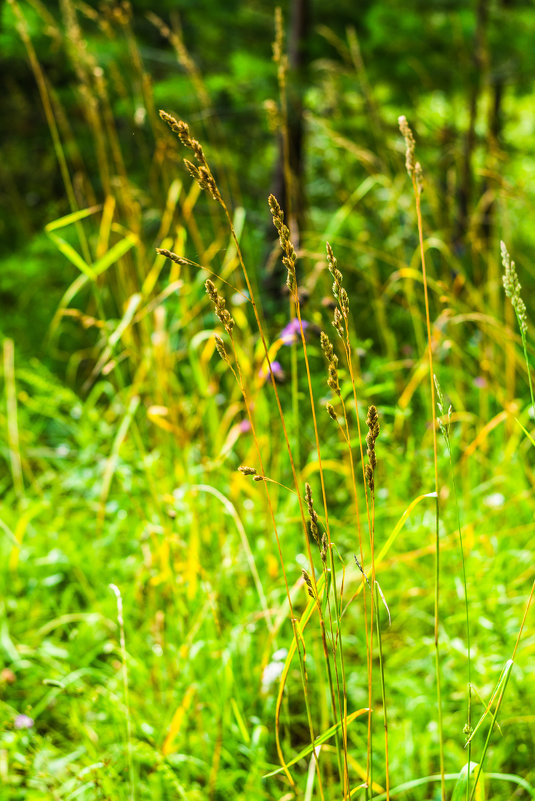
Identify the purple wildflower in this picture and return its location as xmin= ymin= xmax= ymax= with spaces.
xmin=258 ymin=360 xmax=285 ymax=384
xmin=279 ymin=318 xmax=310 ymax=345
xmin=15 ymin=714 xmax=34 ymax=730
xmin=238 ymin=419 xmax=251 ymax=433
xmin=473 ymin=376 xmax=487 ymax=389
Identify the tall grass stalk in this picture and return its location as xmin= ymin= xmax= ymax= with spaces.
xmin=159 ymin=110 xmax=365 ymax=797
xmin=109 ymin=583 xmax=136 ymax=801
xmin=435 ymin=376 xmax=473 ymax=797
xmin=8 ymin=0 xmax=91 ymax=264
xmin=3 ymin=340 xmax=24 ymax=502
xmin=157 ymin=115 xmax=337 ymax=794
xmin=398 ymin=116 xmax=445 ymax=801
xmin=323 ymin=244 xmax=377 ymax=797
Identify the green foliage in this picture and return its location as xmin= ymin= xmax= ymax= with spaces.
xmin=2 ymin=1 xmax=535 ymax=799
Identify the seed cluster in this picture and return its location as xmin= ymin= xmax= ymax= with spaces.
xmin=305 ymin=483 xmax=327 ymax=564
xmin=238 ymin=466 xmax=257 ymax=476
xmin=268 ymin=194 xmax=297 ymax=295
xmin=326 ymin=403 xmax=338 ymax=422
xmin=327 ymin=242 xmax=349 ymax=319
xmin=156 ymin=248 xmax=188 ymax=265
xmin=214 ymin=335 xmax=230 ymax=364
xmin=398 ymin=115 xmax=424 ymax=193
xmin=305 ymin=483 xmax=319 ymax=544
xmin=321 ymin=331 xmax=341 ymax=397
xmin=205 ymin=279 xmax=234 ymax=334
xmin=301 ymin=569 xmax=316 ymax=600
xmin=501 ymin=241 xmax=528 ymax=335
xmin=159 ymin=110 xmax=221 ymax=202
xmin=365 ymin=405 xmax=380 ymax=493
xmin=333 ymin=307 xmax=344 ymax=339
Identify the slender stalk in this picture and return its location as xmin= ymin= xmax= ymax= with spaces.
xmin=435 ymin=377 xmax=472 ymax=796
xmin=374 ymin=583 xmax=389 ymax=801
xmin=399 ymin=116 xmax=445 ymax=801
xmin=10 ymin=0 xmax=91 ymax=265
xmin=3 ymin=340 xmax=24 ymax=502
xmin=109 ymin=584 xmax=136 ymax=801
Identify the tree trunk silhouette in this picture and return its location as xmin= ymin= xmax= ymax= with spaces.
xmin=266 ymin=0 xmax=311 ymax=303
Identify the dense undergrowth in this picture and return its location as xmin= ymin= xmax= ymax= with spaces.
xmin=1 ymin=2 xmax=535 ymax=800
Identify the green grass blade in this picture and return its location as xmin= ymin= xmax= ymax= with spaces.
xmin=451 ymin=763 xmax=483 ymax=801
xmin=514 ymin=416 xmax=535 ymax=448
xmin=46 ymin=231 xmax=95 ymax=279
xmin=92 ymin=233 xmax=138 ymax=277
xmin=45 ymin=205 xmax=101 ymax=232
xmin=263 ymin=706 xmax=369 ymax=777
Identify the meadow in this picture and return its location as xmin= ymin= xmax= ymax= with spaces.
xmin=1 ymin=2 xmax=535 ymax=799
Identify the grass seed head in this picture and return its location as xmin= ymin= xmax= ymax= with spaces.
xmin=269 ymin=194 xmax=297 ymax=295
xmin=156 ymin=248 xmax=188 ymax=265
xmin=205 ymin=279 xmax=234 ymax=333
xmin=501 ymin=241 xmax=528 ymax=335
xmin=326 ymin=403 xmax=338 ymax=421
xmin=214 ymin=335 xmax=229 ymax=363
xmin=333 ymin=307 xmax=344 ymax=339
xmin=321 ymin=332 xmax=341 ymax=396
xmin=301 ymin=569 xmax=315 ymax=599
xmin=326 ymin=242 xmax=349 ymax=317
xmin=366 ymin=405 xmax=380 ymax=489
xmin=305 ymin=483 xmax=320 ymax=545
xmin=320 ymin=533 xmax=328 ymax=564
xmin=398 ymin=115 xmax=416 ymax=178
xmin=238 ymin=466 xmax=257 ymax=476
xmin=160 ymin=110 xmax=221 ymax=200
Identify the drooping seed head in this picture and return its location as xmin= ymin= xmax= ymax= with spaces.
xmin=156 ymin=248 xmax=189 ymax=265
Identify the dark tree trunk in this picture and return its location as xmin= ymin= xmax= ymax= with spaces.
xmin=455 ymin=0 xmax=489 ymax=256
xmin=266 ymin=0 xmax=311 ymax=304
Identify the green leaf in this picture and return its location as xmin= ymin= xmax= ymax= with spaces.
xmin=92 ymin=233 xmax=138 ymax=276
xmin=46 ymin=232 xmax=95 ymax=279
xmin=451 ymin=762 xmax=483 ymax=801
xmin=45 ymin=206 xmax=101 ymax=232
xmin=514 ymin=417 xmax=535 ymax=448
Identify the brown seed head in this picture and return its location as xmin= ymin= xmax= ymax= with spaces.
xmin=156 ymin=248 xmax=188 ymax=265
xmin=301 ymin=569 xmax=315 ymax=600
xmin=333 ymin=308 xmax=344 ymax=339
xmin=205 ymin=280 xmax=234 ymax=334
xmin=214 ymin=335 xmax=229 ymax=363
xmin=269 ymin=194 xmax=297 ymax=295
xmin=305 ymin=483 xmax=320 ymax=545
xmin=326 ymin=403 xmax=338 ymax=421
xmin=238 ymin=466 xmax=257 ymax=476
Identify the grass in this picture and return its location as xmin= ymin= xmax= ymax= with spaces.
xmin=2 ymin=3 xmax=535 ymax=800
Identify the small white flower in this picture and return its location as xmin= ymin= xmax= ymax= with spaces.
xmin=261 ymin=649 xmax=288 ymax=694
xmin=484 ymin=492 xmax=505 ymax=509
